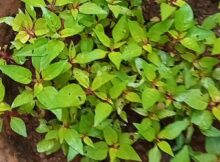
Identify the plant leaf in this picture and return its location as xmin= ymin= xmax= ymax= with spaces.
xmin=191 ymin=110 xmax=213 ymax=130
xmin=10 ymin=117 xmax=27 ymax=137
xmin=116 ymin=144 xmax=141 ymax=161
xmin=0 ymin=65 xmax=32 ymax=84
xmin=128 ymin=20 xmax=146 ymax=42
xmin=158 ymin=119 xmax=190 ymax=140
xmin=75 ymin=49 xmax=107 ymax=64
xmin=171 ymin=146 xmax=190 ymax=162
xmin=73 ymin=68 xmax=90 ymax=88
xmin=22 ymin=0 xmax=46 ymax=7
xmin=0 ymin=79 xmax=5 ymax=102
xmin=56 ymin=84 xmax=86 ymax=108
xmin=64 ymin=129 xmax=84 ymax=155
xmin=174 ymin=4 xmax=194 ymax=31
xmin=94 ymin=24 xmax=111 ymax=47
xmin=12 ymin=90 xmax=34 ymax=108
xmin=79 ymin=2 xmax=107 ymax=15
xmin=157 ymin=140 xmax=174 ymax=157
xmin=42 ymin=61 xmax=69 ymax=81
xmin=94 ymin=102 xmax=113 ymax=127
xmin=142 ymin=88 xmax=160 ymax=110
xmin=112 ymin=16 xmax=129 ymax=42
xmin=160 ymin=3 xmax=176 ymax=21
xmin=91 ymin=72 xmax=115 ymax=91
xmin=84 ymin=142 xmax=108 ymax=160
xmin=148 ymin=146 xmax=161 ymax=162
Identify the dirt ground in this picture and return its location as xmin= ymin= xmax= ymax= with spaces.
xmin=0 ymin=0 xmax=220 ymax=162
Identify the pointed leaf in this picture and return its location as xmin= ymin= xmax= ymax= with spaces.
xmin=160 ymin=3 xmax=176 ymax=21
xmin=157 ymin=141 xmax=174 ymax=157
xmin=94 ymin=102 xmax=113 ymax=127
xmin=116 ymin=144 xmax=141 ymax=161
xmin=142 ymin=88 xmax=160 ymax=110
xmin=171 ymin=146 xmax=190 ymax=162
xmin=10 ymin=117 xmax=27 ymax=137
xmin=0 ymin=65 xmax=32 ymax=84
xmin=79 ymin=2 xmax=107 ymax=15
xmin=158 ymin=119 xmax=190 ymax=140
xmin=92 ymin=73 xmax=115 ymax=91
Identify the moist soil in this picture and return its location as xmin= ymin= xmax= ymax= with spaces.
xmin=0 ymin=0 xmax=220 ymax=162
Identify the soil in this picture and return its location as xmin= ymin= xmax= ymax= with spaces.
xmin=0 ymin=0 xmax=220 ymax=162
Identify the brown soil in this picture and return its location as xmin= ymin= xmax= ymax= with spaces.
xmin=0 ymin=0 xmax=21 ymax=47
xmin=0 ymin=0 xmax=220 ymax=162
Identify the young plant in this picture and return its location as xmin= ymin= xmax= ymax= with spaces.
xmin=0 ymin=0 xmax=220 ymax=161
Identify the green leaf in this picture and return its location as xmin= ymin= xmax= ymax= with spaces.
xmin=148 ymin=146 xmax=161 ymax=162
xmin=112 ymin=16 xmax=129 ymax=42
xmin=116 ymin=144 xmax=141 ymax=161
xmin=12 ymin=90 xmax=34 ymax=108
xmin=125 ymin=92 xmax=141 ymax=103
xmin=32 ymin=40 xmax=65 ymax=72
xmin=15 ymin=31 xmax=29 ymax=43
xmin=94 ymin=102 xmax=113 ymax=127
xmin=108 ymin=4 xmax=131 ymax=18
xmin=202 ymin=13 xmax=220 ymax=30
xmin=94 ymin=24 xmax=111 ymax=47
xmin=205 ymin=137 xmax=220 ymax=154
xmin=143 ymin=63 xmax=157 ymax=81
xmin=212 ymin=68 xmax=220 ymax=80
xmin=128 ymin=20 xmax=146 ymax=42
xmin=199 ymin=57 xmax=219 ymax=71
xmin=37 ymin=86 xmax=58 ymax=109
xmin=157 ymin=140 xmax=174 ymax=157
xmin=109 ymin=148 xmax=118 ymax=162
xmin=56 ymin=84 xmax=86 ymax=108
xmin=79 ymin=2 xmax=107 ymax=15
xmin=160 ymin=3 xmax=176 ymax=21
xmin=55 ymin=0 xmax=73 ymax=6
xmin=212 ymin=107 xmax=220 ymax=121
xmin=180 ymin=37 xmax=201 ymax=53
xmin=34 ymin=18 xmax=49 ymax=36
xmin=103 ymin=126 xmax=118 ymax=145
xmin=83 ymin=136 xmax=94 ymax=148
xmin=178 ymin=90 xmax=208 ymax=110
xmin=0 ymin=65 xmax=32 ymax=84
xmin=75 ymin=49 xmax=107 ymax=64
xmin=84 ymin=142 xmax=108 ymax=160
xmin=37 ymin=139 xmax=55 ymax=153
xmin=142 ymin=88 xmax=160 ymax=110
xmin=60 ymin=26 xmax=84 ymax=38
xmin=42 ymin=8 xmax=61 ymax=32
xmin=191 ymin=110 xmax=213 ymax=130
xmin=108 ymin=52 xmax=122 ymax=70
xmin=22 ymin=0 xmax=46 ymax=7
xmin=67 ymin=147 xmax=78 ymax=162
xmin=91 ymin=72 xmax=115 ymax=91
xmin=212 ymin=38 xmax=220 ymax=55
xmin=80 ymin=37 xmax=94 ymax=52
xmin=122 ymin=42 xmax=142 ymax=60
xmin=158 ymin=119 xmax=190 ymax=140
xmin=0 ymin=79 xmax=5 ymax=102
xmin=174 ymin=4 xmax=194 ymax=31
xmin=148 ymin=20 xmax=173 ymax=42
xmin=73 ymin=68 xmax=90 ymax=88
xmin=64 ymin=129 xmax=83 ymax=155
xmin=42 ymin=61 xmax=68 ymax=81
xmin=171 ymin=146 xmax=190 ymax=162
xmin=192 ymin=153 xmax=217 ymax=162
xmin=0 ymin=16 xmax=14 ymax=26
xmin=202 ymin=126 xmax=220 ymax=137
xmin=201 ymin=78 xmax=220 ymax=102
xmin=10 ymin=117 xmax=27 ymax=137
